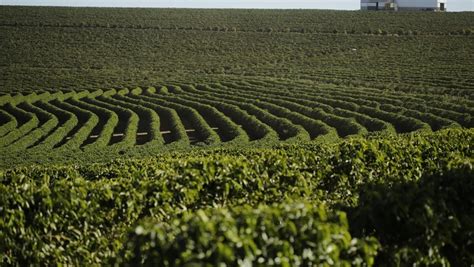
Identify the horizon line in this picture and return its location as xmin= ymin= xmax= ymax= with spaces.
xmin=0 ymin=5 xmax=355 ymax=10
xmin=1 ymin=4 xmax=472 ymax=12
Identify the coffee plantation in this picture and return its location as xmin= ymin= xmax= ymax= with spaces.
xmin=0 ymin=6 xmax=472 ymax=266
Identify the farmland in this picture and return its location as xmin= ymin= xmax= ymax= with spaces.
xmin=0 ymin=6 xmax=473 ymax=266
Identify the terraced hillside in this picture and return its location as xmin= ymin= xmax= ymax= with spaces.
xmin=1 ymin=76 xmax=472 ymax=166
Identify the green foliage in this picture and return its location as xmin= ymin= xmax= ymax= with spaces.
xmin=70 ymin=97 xmax=118 ymax=149
xmin=349 ymin=159 xmax=474 ymax=266
xmin=0 ymin=7 xmax=472 ymax=266
xmin=0 ymin=79 xmax=471 ymax=167
xmin=54 ymin=100 xmax=99 ymax=151
xmin=0 ymin=7 xmax=473 ymax=96
xmin=0 ymin=171 xmax=143 ymax=265
xmin=121 ymin=202 xmax=379 ymax=266
xmin=0 ymin=109 xmax=17 ymax=138
xmin=29 ymin=101 xmax=79 ymax=150
xmin=0 ymin=129 xmax=472 ymax=265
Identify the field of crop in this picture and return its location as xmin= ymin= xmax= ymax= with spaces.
xmin=0 ymin=6 xmax=473 ymax=266
xmin=0 ymin=76 xmax=472 ymax=167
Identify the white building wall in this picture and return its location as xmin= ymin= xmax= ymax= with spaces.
xmin=395 ymin=0 xmax=446 ymax=9
xmin=361 ymin=0 xmax=446 ymax=10
xmin=397 ymin=0 xmax=435 ymax=8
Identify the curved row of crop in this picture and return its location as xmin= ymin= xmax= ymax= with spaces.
xmin=235 ymin=80 xmax=395 ymax=134
xmin=112 ymin=93 xmax=189 ymax=146
xmin=103 ymin=93 xmax=164 ymax=146
xmin=145 ymin=88 xmax=277 ymax=143
xmin=30 ymin=101 xmax=78 ymax=150
xmin=317 ymin=87 xmax=470 ymax=129
xmin=243 ymin=72 xmax=474 ymax=99
xmin=66 ymin=97 xmax=118 ymax=150
xmin=127 ymin=90 xmax=220 ymax=145
xmin=202 ymin=82 xmax=365 ymax=138
xmin=51 ymin=99 xmax=99 ymax=151
xmin=143 ymin=88 xmax=248 ymax=144
xmin=246 ymin=78 xmax=465 ymax=132
xmin=380 ymin=104 xmax=460 ymax=131
xmin=0 ymin=108 xmax=17 ymax=138
xmin=5 ymin=102 xmax=59 ymax=151
xmin=176 ymin=84 xmax=311 ymax=142
xmin=231 ymin=81 xmax=432 ymax=133
xmin=216 ymin=81 xmax=395 ymax=134
xmin=0 ymin=103 xmax=39 ymax=148
xmin=243 ymin=78 xmax=472 ymax=129
xmin=139 ymin=92 xmax=261 ymax=143
xmin=191 ymin=83 xmax=339 ymax=140
xmin=332 ymin=108 xmax=396 ymax=134
xmin=241 ymin=78 xmax=451 ymax=108
xmin=0 ymin=77 xmax=471 ymax=154
xmin=85 ymin=96 xmax=138 ymax=150
xmin=157 ymin=88 xmax=288 ymax=143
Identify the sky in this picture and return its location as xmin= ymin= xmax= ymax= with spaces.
xmin=0 ymin=0 xmax=473 ymax=11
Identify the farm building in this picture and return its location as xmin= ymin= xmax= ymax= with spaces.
xmin=361 ymin=0 xmax=446 ymax=11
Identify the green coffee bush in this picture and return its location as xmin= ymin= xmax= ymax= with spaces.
xmin=349 ymin=159 xmax=474 ymax=266
xmin=121 ymin=202 xmax=379 ymax=266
